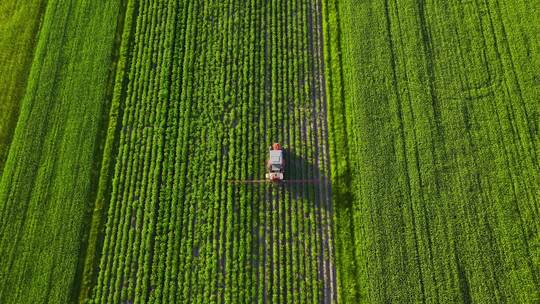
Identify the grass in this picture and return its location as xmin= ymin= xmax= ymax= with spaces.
xmin=0 ymin=0 xmax=124 ymax=302
xmin=324 ymin=0 xmax=540 ymax=302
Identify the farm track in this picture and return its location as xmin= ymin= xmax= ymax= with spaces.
xmin=84 ymin=0 xmax=336 ymax=303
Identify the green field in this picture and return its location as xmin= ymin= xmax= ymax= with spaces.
xmin=0 ymin=0 xmax=124 ymax=302
xmin=0 ymin=0 xmax=538 ymax=303
xmin=0 ymin=0 xmax=45 ymax=173
xmin=83 ymin=0 xmax=335 ymax=302
xmin=326 ymin=0 xmax=539 ymax=303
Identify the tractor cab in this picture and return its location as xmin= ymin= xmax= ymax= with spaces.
xmin=266 ymin=143 xmax=284 ymax=181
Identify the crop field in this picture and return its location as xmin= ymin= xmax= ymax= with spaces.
xmin=82 ymin=0 xmax=335 ymax=303
xmin=0 ymin=0 xmax=538 ymax=303
xmin=326 ymin=0 xmax=539 ymax=303
xmin=0 ymin=0 xmax=124 ymax=302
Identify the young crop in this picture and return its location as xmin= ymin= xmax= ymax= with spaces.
xmin=82 ymin=0 xmax=335 ymax=303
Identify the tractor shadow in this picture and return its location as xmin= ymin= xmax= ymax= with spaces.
xmin=276 ymin=149 xmax=331 ymax=210
xmin=226 ymin=149 xmax=332 ymax=211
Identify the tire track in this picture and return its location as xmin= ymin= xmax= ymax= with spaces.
xmin=309 ymin=0 xmax=337 ymax=301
